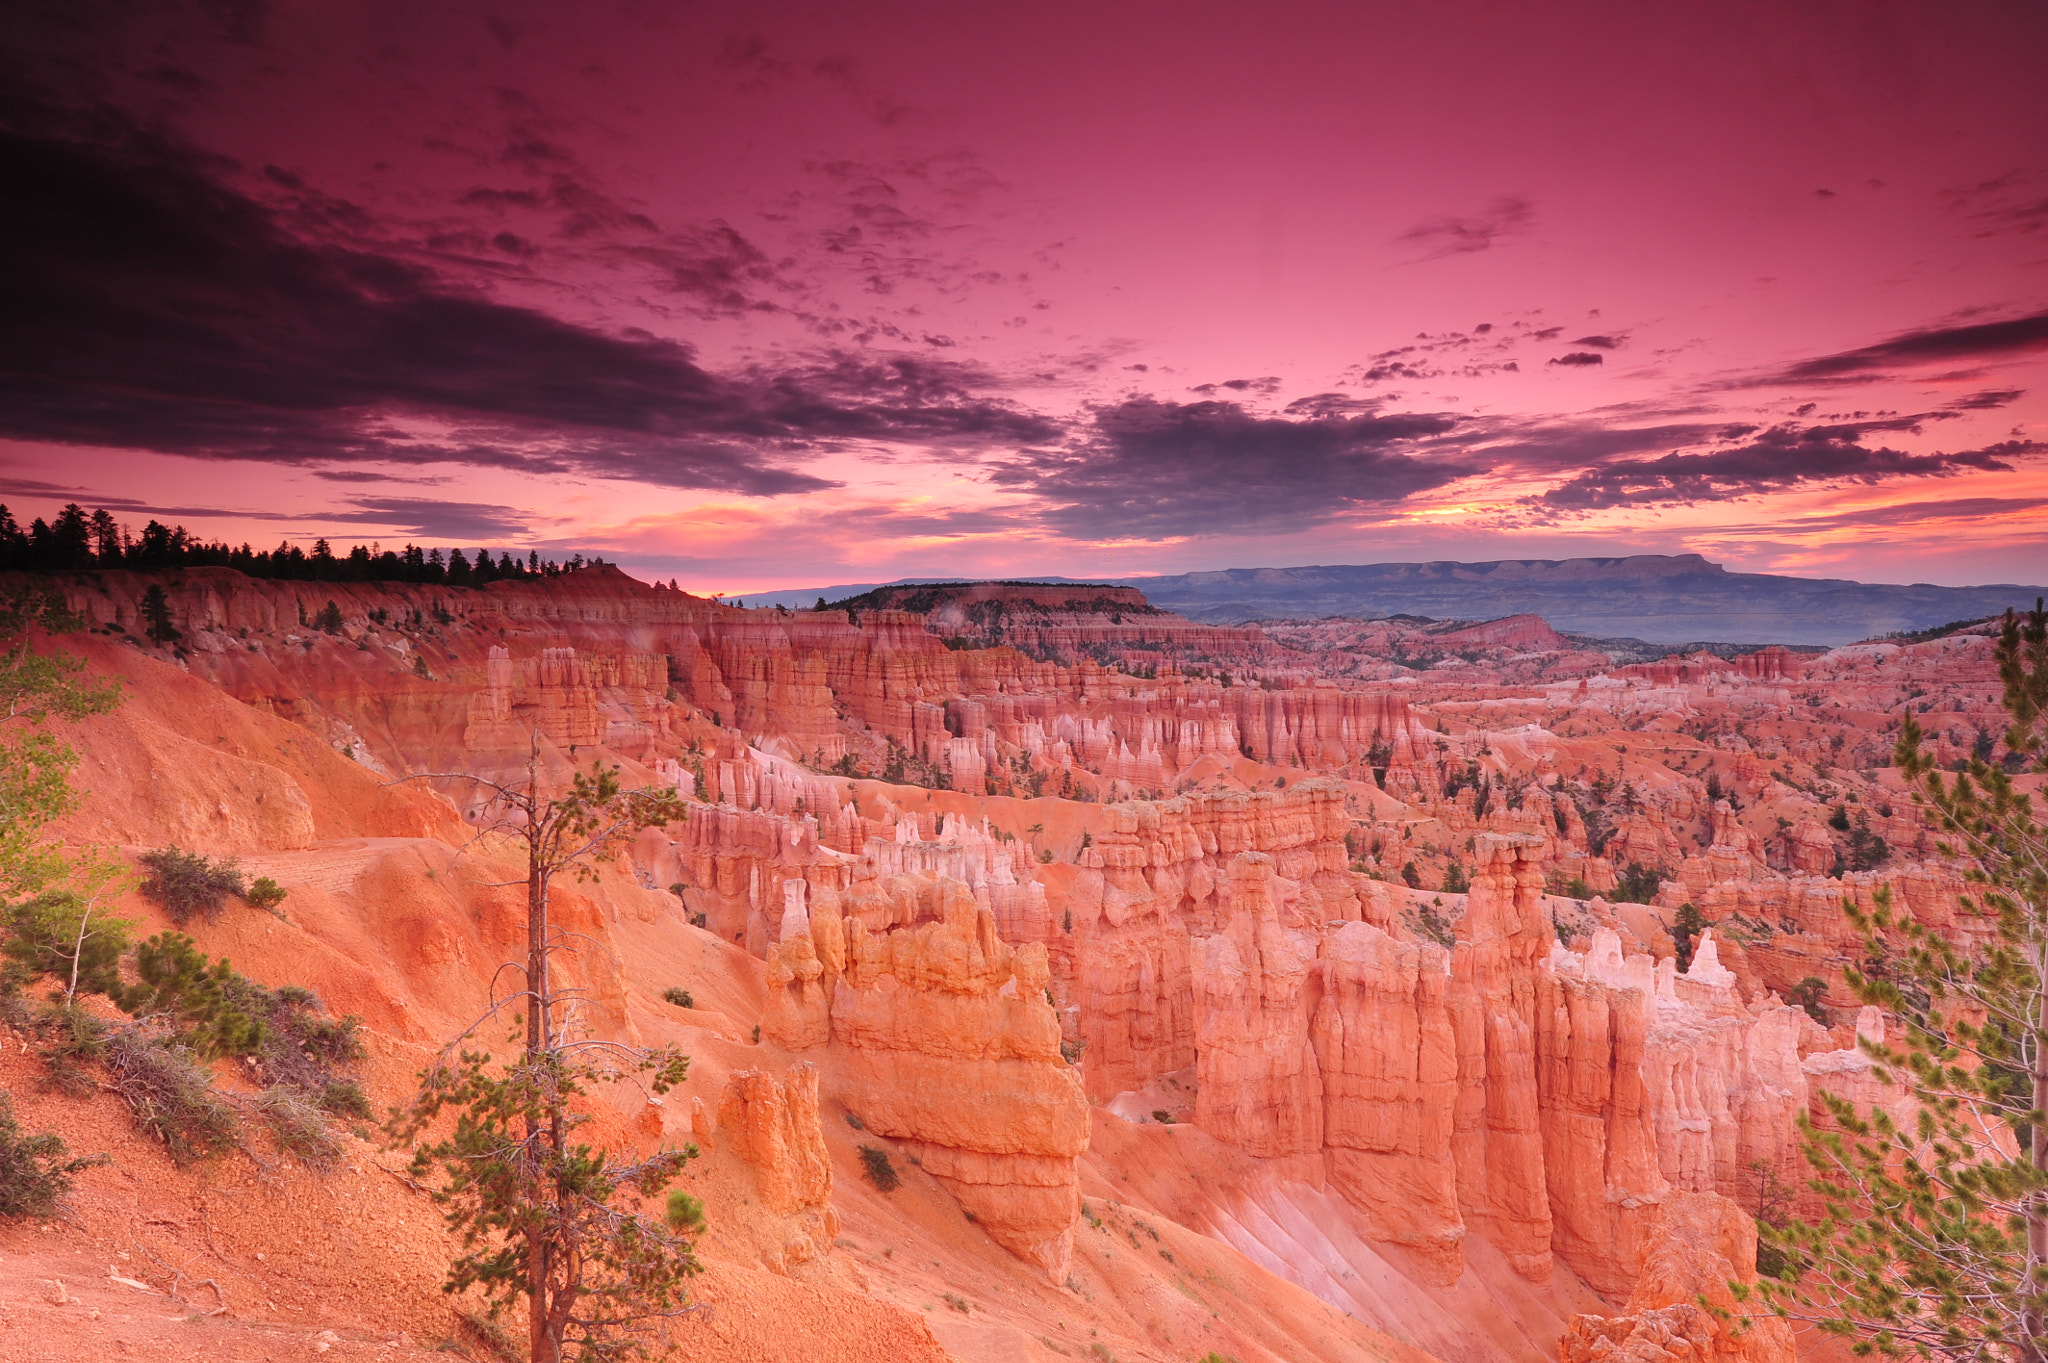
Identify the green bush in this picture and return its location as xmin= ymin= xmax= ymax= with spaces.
xmin=858 ymin=1144 xmax=900 ymax=1192
xmin=121 ymin=932 xmax=266 ymax=1059
xmin=319 ymin=1079 xmax=373 ymax=1121
xmin=662 ymin=987 xmax=694 ymax=1009
xmin=27 ymin=1001 xmax=111 ymax=1097
xmin=665 ymin=1190 xmax=707 ymax=1235
xmin=137 ymin=846 xmax=246 ymax=925
xmin=1785 ymin=976 xmax=1831 ymax=1025
xmin=245 ymin=877 xmax=287 ymax=914
xmin=0 ymin=1090 xmax=103 ymax=1219
xmin=239 ymin=981 xmax=364 ymax=1091
xmin=1671 ymin=902 xmax=1708 ymax=970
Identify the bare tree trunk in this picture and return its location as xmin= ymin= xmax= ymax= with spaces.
xmin=2026 ymin=958 xmax=2047 ymax=1363
xmin=525 ymin=736 xmax=555 ymax=1363
xmin=65 ymin=902 xmax=90 ymax=1005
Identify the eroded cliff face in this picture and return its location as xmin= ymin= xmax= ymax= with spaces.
xmin=1559 ymin=1192 xmax=1797 ymax=1363
xmin=35 ymin=565 xmax=1993 ymax=1363
xmin=765 ymin=880 xmax=1091 ymax=1277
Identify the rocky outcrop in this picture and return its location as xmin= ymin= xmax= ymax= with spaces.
xmin=1558 ymin=1192 xmax=1795 ymax=1363
xmin=718 ymin=1062 xmax=835 ymax=1218
xmin=828 ymin=890 xmax=1089 ymax=1277
xmin=716 ymin=1062 xmax=841 ymax=1273
xmin=1450 ymin=833 xmax=1555 ymax=1282
xmin=1192 ymin=854 xmax=1325 ymax=1158
xmin=1537 ymin=945 xmax=1665 ymax=1297
xmin=1312 ymin=920 xmax=1463 ymax=1281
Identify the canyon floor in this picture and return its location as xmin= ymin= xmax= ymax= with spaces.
xmin=1 ymin=567 xmax=2017 ymax=1362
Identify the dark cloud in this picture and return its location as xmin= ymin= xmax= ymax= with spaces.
xmin=1766 ymin=310 xmax=2048 ymax=384
xmin=1469 ymin=419 xmax=1738 ymax=474
xmin=312 ymin=470 xmax=445 ymax=484
xmin=1968 ymin=196 xmax=2048 ymax=236
xmin=1771 ymin=495 xmax=2048 ymax=531
xmin=1190 ymin=377 xmax=1281 ymax=395
xmin=1397 ymin=195 xmax=1534 ymax=261
xmin=1539 ymin=426 xmax=2037 ymax=510
xmin=1947 ymin=388 xmax=2025 ymax=410
xmin=1571 ymin=335 xmax=1622 ymax=349
xmin=1549 ymin=352 xmax=1604 ymax=367
xmin=0 ymin=477 xmax=531 ymax=542
xmin=994 ymin=397 xmax=1466 ymax=538
xmin=0 ymin=97 xmax=1052 ymax=493
xmin=323 ymin=497 xmax=535 ymax=540
xmin=1940 ymin=171 xmax=2048 ymax=238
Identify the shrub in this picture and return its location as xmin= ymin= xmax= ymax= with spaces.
xmin=858 ymin=1144 xmax=901 ymax=1192
xmin=104 ymin=1029 xmax=240 ymax=1165
xmin=662 ymin=987 xmax=694 ymax=1009
xmin=0 ymin=1091 xmax=102 ymax=1219
xmin=1150 ymin=1109 xmax=1174 ymax=1124
xmin=137 ymin=846 xmax=246 ymax=925
xmin=245 ymin=877 xmax=287 ymax=914
xmin=238 ymin=980 xmax=365 ymax=1096
xmin=319 ymin=1079 xmax=373 ymax=1121
xmin=26 ymin=1001 xmax=111 ymax=1096
xmin=1440 ymin=861 xmax=1468 ymax=894
xmin=250 ymin=1086 xmax=342 ymax=1167
xmin=1671 ymin=902 xmax=1708 ymax=970
xmin=121 ymin=932 xmax=266 ymax=1059
xmin=665 ymin=1190 xmax=707 ymax=1235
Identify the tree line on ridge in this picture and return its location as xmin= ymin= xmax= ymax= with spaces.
xmin=0 ymin=502 xmax=602 ymax=586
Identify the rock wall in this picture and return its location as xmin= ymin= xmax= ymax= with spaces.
xmin=1558 ymin=1192 xmax=1796 ymax=1363
xmin=777 ymin=884 xmax=1091 ymax=1277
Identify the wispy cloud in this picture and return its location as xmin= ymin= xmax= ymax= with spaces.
xmin=1397 ymin=195 xmax=1535 ymax=261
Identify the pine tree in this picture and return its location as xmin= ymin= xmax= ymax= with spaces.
xmin=140 ymin=584 xmax=179 ymax=643
xmin=1746 ymin=601 xmax=2047 ymax=1361
xmin=388 ymin=741 xmax=698 ymax=1362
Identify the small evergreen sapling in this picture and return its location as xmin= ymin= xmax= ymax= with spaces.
xmin=386 ymin=743 xmax=697 ymax=1362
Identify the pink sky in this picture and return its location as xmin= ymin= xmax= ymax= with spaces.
xmin=3 ymin=0 xmax=2045 ymax=590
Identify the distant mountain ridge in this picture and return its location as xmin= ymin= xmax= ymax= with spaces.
xmin=732 ymin=554 xmax=2046 ymax=646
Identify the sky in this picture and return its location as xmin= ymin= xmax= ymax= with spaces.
xmin=3 ymin=0 xmax=2047 ymax=592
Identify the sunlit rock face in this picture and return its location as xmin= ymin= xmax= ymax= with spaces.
xmin=1558 ymin=1192 xmax=1797 ymax=1363
xmin=829 ymin=892 xmax=1088 ymax=1276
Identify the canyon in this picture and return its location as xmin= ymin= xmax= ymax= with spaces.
xmin=3 ymin=565 xmax=2019 ymax=1363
